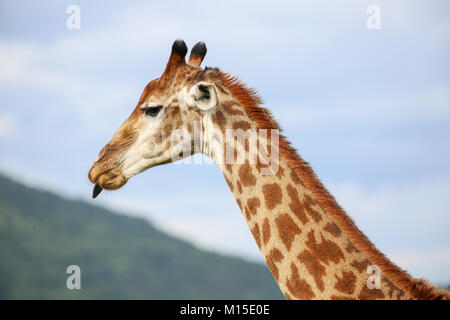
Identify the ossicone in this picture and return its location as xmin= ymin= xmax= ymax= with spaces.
xmin=188 ymin=41 xmax=207 ymax=67
xmin=171 ymin=39 xmax=188 ymax=58
xmin=160 ymin=39 xmax=188 ymax=84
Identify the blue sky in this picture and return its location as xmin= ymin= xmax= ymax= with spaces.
xmin=1 ymin=0 xmax=449 ymax=284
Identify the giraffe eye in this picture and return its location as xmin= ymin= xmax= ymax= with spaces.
xmin=144 ymin=105 xmax=163 ymax=117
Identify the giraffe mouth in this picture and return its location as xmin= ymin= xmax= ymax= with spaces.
xmin=88 ymin=164 xmax=127 ymax=198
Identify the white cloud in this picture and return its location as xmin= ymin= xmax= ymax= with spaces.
xmin=390 ymin=248 xmax=450 ymax=284
xmin=328 ymin=177 xmax=450 ymax=232
xmin=0 ymin=42 xmax=34 ymax=85
xmin=0 ymin=39 xmax=141 ymax=135
xmin=1 ymin=1 xmax=449 ymax=136
xmin=385 ymin=1 xmax=450 ymax=50
xmin=275 ymin=84 xmax=450 ymax=129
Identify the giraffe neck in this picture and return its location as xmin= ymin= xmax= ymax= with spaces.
xmin=201 ymin=100 xmax=412 ymax=300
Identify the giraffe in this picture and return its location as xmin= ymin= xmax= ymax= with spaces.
xmin=88 ymin=39 xmax=449 ymax=300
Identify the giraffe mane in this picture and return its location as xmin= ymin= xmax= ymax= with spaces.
xmin=220 ymin=72 xmax=450 ymax=300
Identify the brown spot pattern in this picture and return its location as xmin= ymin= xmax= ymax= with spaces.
xmin=243 ymin=206 xmax=251 ymax=220
xmin=275 ymin=214 xmax=302 ymax=251
xmin=224 ymin=176 xmax=234 ymax=192
xmin=159 ymin=106 xmax=182 ymax=141
xmin=262 ymin=218 xmax=271 ymax=245
xmin=251 ymin=223 xmax=261 ymax=248
xmin=382 ymin=278 xmax=405 ymax=300
xmin=238 ymin=164 xmax=256 ymax=187
xmin=286 ymin=263 xmax=315 ymax=300
xmin=334 ymin=271 xmax=357 ymax=295
xmin=358 ymin=285 xmax=385 ymax=300
xmin=237 ymin=180 xmax=243 ymax=193
xmin=345 ymin=241 xmax=360 ymax=254
xmin=262 ymin=183 xmax=282 ymax=209
xmin=351 ymin=259 xmax=370 ymax=273
xmin=383 ymin=278 xmax=398 ymax=299
xmin=290 ymin=170 xmax=304 ymax=186
xmin=246 ymin=197 xmax=261 ymax=216
xmin=222 ymin=100 xmax=246 ymax=116
xmin=236 ymin=198 xmax=243 ymax=211
xmin=275 ymin=165 xmax=284 ymax=179
xmin=227 ymin=108 xmax=246 ymax=116
xmin=265 ymin=248 xmax=283 ymax=280
xmin=286 ymin=184 xmax=309 ymax=224
xmin=305 ymin=231 xmax=345 ymax=265
xmin=303 ymin=194 xmax=322 ymax=222
xmin=323 ymin=222 xmax=342 ymax=237
xmin=233 ymin=120 xmax=251 ymax=131
xmin=297 ymin=250 xmax=326 ymax=292
xmin=212 ymin=110 xmax=226 ymax=132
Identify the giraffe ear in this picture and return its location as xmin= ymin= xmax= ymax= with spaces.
xmin=186 ymin=82 xmax=218 ymax=111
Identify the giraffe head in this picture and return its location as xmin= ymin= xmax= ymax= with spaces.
xmin=88 ymin=39 xmax=227 ymax=198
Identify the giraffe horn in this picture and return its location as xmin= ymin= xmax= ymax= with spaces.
xmin=159 ymin=39 xmax=187 ymax=85
xmin=188 ymin=41 xmax=207 ymax=67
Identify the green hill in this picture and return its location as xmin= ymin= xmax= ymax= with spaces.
xmin=0 ymin=174 xmax=283 ymax=299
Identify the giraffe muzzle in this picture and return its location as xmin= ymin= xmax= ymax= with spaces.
xmin=88 ymin=162 xmax=127 ymax=198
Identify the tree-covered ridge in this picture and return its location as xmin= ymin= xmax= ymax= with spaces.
xmin=0 ymin=174 xmax=283 ymax=299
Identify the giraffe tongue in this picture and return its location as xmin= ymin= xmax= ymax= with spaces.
xmin=92 ymin=183 xmax=103 ymax=199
